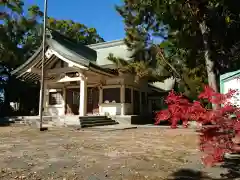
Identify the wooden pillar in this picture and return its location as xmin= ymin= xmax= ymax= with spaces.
xmin=139 ymin=91 xmax=142 ymax=114
xmin=120 ymin=85 xmax=125 ymax=116
xmin=148 ymin=99 xmax=152 ymax=113
xmin=44 ymin=83 xmax=48 ymax=108
xmin=145 ymin=92 xmax=148 ymax=113
xmin=62 ymin=86 xmax=66 ymax=115
xmin=99 ymin=87 xmax=103 ymax=114
xmin=79 ymin=76 xmax=87 ymax=116
xmin=39 ymin=82 xmax=47 ymax=116
xmin=131 ymin=87 xmax=134 ymax=114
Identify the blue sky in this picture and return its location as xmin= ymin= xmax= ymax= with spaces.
xmin=25 ymin=0 xmax=125 ymax=41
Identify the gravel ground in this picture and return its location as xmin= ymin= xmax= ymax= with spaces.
xmin=0 ymin=126 xmax=224 ymax=180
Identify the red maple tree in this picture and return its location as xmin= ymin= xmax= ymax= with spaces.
xmin=155 ymin=86 xmax=240 ymax=166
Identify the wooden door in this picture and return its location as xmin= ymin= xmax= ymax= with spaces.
xmin=87 ymin=87 xmax=99 ymax=114
xmin=92 ymin=88 xmax=99 ymax=114
xmin=65 ymin=88 xmax=79 ymax=115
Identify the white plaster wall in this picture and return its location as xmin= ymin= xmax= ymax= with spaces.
xmin=46 ymin=106 xmax=65 ymax=116
xmin=99 ymin=103 xmax=133 ymax=116
xmin=89 ymin=42 xmax=132 ymax=66
xmin=44 ymin=85 xmax=65 ymax=116
xmin=99 ymin=77 xmax=148 ymax=116
xmin=104 ymin=74 xmax=137 ymax=86
xmin=150 ymin=77 xmax=176 ymax=91
xmin=105 ymin=78 xmax=123 ymax=86
xmin=99 ymin=103 xmax=122 ymax=116
xmin=44 ymin=74 xmax=148 ymax=116
xmin=124 ymin=103 xmax=132 ymax=115
xmin=223 ymin=78 xmax=240 ymax=107
xmin=105 ymin=74 xmax=149 ymax=92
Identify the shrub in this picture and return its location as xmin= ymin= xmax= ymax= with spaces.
xmin=155 ymin=86 xmax=240 ymax=166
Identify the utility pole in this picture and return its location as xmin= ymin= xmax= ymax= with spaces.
xmin=39 ymin=0 xmax=48 ymax=131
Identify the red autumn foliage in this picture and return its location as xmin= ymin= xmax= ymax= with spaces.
xmin=155 ymin=85 xmax=240 ymax=166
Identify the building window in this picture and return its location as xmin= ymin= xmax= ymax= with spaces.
xmin=103 ymin=88 xmax=120 ymax=103
xmin=125 ymin=88 xmax=131 ymax=103
xmin=49 ymin=91 xmax=62 ymax=105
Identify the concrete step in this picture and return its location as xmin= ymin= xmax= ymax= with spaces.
xmin=80 ymin=117 xmax=112 ymax=123
xmin=12 ymin=120 xmax=35 ymax=126
xmin=81 ymin=121 xmax=118 ymax=128
xmin=79 ymin=116 xmax=118 ymax=128
xmin=111 ymin=116 xmax=132 ymax=125
xmin=81 ymin=119 xmax=117 ymax=125
xmin=79 ymin=116 xmax=108 ymax=121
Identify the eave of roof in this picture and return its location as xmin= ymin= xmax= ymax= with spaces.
xmin=148 ymin=77 xmax=176 ymax=92
xmin=148 ymin=84 xmax=167 ymax=93
xmin=88 ymin=39 xmax=124 ymax=50
xmin=220 ymin=69 xmax=240 ymax=82
xmin=11 ymin=45 xmax=43 ymax=76
xmin=11 ymin=29 xmax=117 ymax=77
xmin=49 ymin=29 xmax=97 ymax=62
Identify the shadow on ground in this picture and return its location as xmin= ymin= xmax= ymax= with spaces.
xmin=220 ymin=155 xmax=240 ymax=179
xmin=168 ymin=156 xmax=240 ymax=180
xmin=168 ymin=169 xmax=213 ymax=180
xmin=0 ymin=117 xmax=14 ymax=126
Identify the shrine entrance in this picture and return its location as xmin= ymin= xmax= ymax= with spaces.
xmin=65 ymin=87 xmax=99 ymax=115
xmin=87 ymin=87 xmax=99 ymax=114
xmin=65 ymin=88 xmax=80 ymax=115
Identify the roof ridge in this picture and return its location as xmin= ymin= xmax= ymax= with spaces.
xmin=88 ymin=39 xmax=125 ymax=49
xmin=47 ymin=28 xmax=81 ymax=45
xmin=47 ymin=28 xmax=125 ymax=50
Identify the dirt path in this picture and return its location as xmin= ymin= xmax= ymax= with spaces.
xmin=0 ymin=126 xmax=224 ymax=180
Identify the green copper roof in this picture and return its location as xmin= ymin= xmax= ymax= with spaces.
xmin=47 ymin=29 xmax=97 ymax=63
xmin=11 ymin=29 xmax=117 ymax=77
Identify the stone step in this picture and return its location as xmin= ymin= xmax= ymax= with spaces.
xmin=80 ymin=117 xmax=112 ymax=122
xmin=79 ymin=116 xmax=108 ymax=120
xmin=81 ymin=119 xmax=116 ymax=125
xmin=81 ymin=121 xmax=118 ymax=128
xmin=12 ymin=120 xmax=34 ymax=126
xmin=79 ymin=116 xmax=118 ymax=128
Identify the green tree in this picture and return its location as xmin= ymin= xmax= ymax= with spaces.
xmin=1 ymin=0 xmax=43 ymax=68
xmin=47 ymin=18 xmax=104 ymax=45
xmin=116 ymin=0 xmax=240 ymax=96
xmin=0 ymin=0 xmax=105 ymax=115
xmin=0 ymin=0 xmax=44 ymax=115
xmin=1 ymin=0 xmax=104 ymax=69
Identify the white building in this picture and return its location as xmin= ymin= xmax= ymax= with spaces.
xmin=220 ymin=69 xmax=240 ymax=107
xmin=12 ymin=29 xmax=174 ymax=125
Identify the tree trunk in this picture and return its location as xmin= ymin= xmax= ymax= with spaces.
xmin=157 ymin=48 xmax=193 ymax=93
xmin=199 ymin=21 xmax=218 ymax=92
xmin=199 ymin=21 xmax=219 ymax=109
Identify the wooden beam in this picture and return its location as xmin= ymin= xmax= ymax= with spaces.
xmin=51 ymin=49 xmax=88 ymax=70
xmin=27 ymin=67 xmax=81 ymax=75
xmin=46 ymin=67 xmax=80 ymax=75
xmin=57 ymin=76 xmax=83 ymax=83
xmin=27 ymin=68 xmax=41 ymax=74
